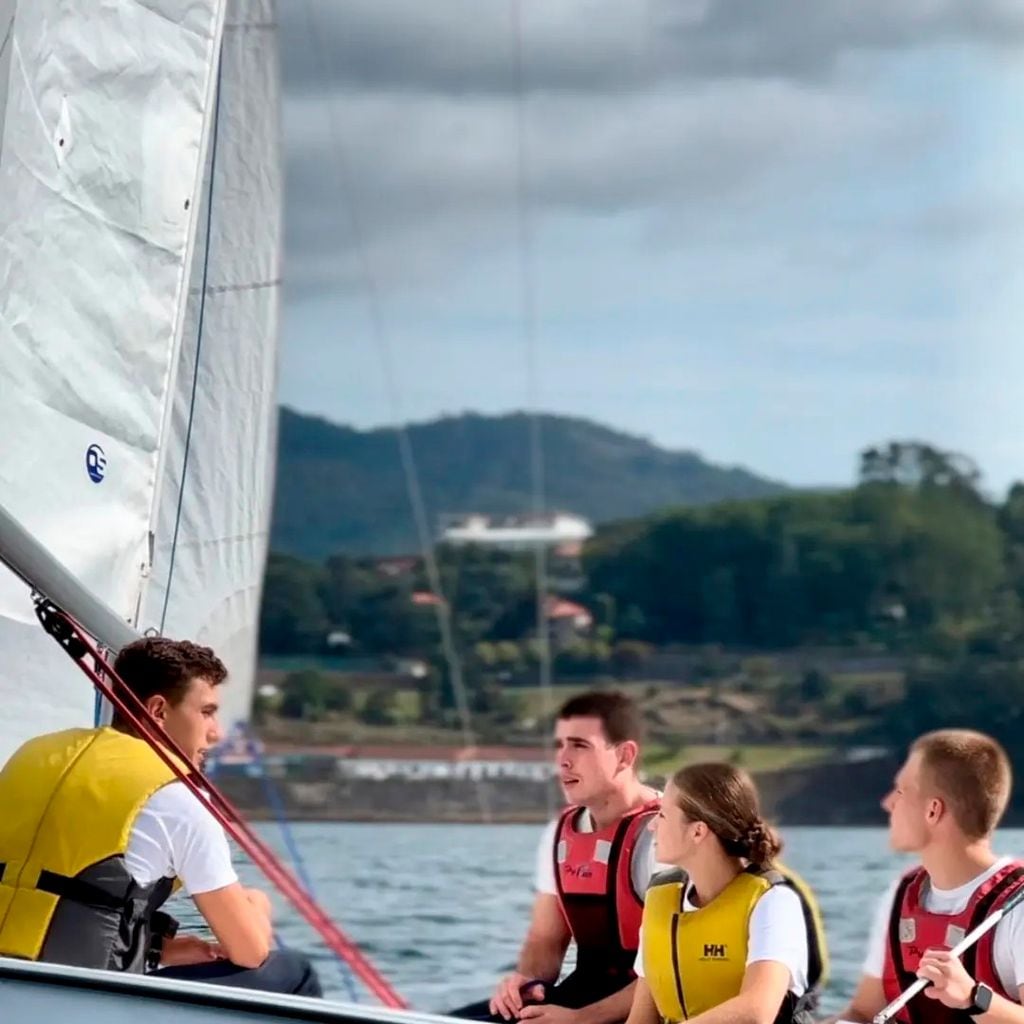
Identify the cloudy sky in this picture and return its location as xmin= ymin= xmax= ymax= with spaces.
xmin=277 ymin=1 xmax=1024 ymax=493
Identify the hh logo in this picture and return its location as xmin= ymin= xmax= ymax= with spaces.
xmin=701 ymin=943 xmax=727 ymax=960
xmin=564 ymin=864 xmax=593 ymax=879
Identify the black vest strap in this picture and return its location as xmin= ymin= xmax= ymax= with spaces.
xmin=35 ymin=869 xmax=136 ymax=912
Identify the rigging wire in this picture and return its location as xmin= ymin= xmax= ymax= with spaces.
xmin=301 ymin=0 xmax=489 ymax=822
xmin=159 ymin=47 xmax=225 ymax=635
xmin=215 ymin=723 xmax=361 ymax=1002
xmin=510 ymin=0 xmax=555 ymax=814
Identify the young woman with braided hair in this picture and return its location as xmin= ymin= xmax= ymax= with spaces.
xmin=626 ymin=763 xmax=827 ymax=1024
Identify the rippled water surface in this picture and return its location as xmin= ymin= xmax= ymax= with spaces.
xmin=175 ymin=824 xmax=1024 ymax=1014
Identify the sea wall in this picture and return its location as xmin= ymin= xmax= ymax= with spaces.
xmin=217 ymin=753 xmax=1024 ymax=826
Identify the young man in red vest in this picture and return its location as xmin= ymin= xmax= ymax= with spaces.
xmin=838 ymin=729 xmax=1024 ymax=1024
xmin=453 ymin=690 xmax=663 ymax=1024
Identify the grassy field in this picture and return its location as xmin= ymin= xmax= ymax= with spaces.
xmin=257 ymin=660 xmax=902 ymax=775
xmin=641 ymin=742 xmax=832 ymax=776
xmin=511 ymin=681 xmax=656 ymax=719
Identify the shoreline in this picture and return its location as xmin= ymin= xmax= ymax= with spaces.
xmin=215 ymin=753 xmax=1024 ymax=827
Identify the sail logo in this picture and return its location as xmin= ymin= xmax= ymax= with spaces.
xmin=86 ymin=444 xmax=107 ymax=484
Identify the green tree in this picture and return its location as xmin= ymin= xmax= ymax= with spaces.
xmin=858 ymin=441 xmax=981 ymax=499
xmin=880 ymin=659 xmax=1024 ymax=762
xmin=585 ymin=474 xmax=1004 ymax=651
xmin=259 ymin=555 xmax=329 ymax=653
xmin=278 ymin=670 xmax=351 ymax=720
xmin=554 ymin=640 xmax=611 ymax=677
xmin=611 ymin=640 xmax=653 ymax=678
xmin=360 ymin=688 xmax=400 ymax=726
xmin=319 ymin=554 xmax=382 ymax=630
xmin=348 ymin=586 xmax=439 ymax=655
xmin=799 ymin=669 xmax=830 ymax=702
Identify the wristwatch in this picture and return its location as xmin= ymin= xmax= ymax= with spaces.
xmin=965 ymin=982 xmax=994 ymax=1016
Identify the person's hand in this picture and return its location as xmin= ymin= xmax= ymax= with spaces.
xmin=489 ymin=973 xmax=547 ymax=1020
xmin=519 ymin=1005 xmax=579 ymax=1024
xmin=160 ymin=934 xmax=226 ymax=967
xmin=917 ymin=949 xmax=975 ymax=1009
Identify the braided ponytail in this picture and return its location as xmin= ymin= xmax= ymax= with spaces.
xmin=672 ymin=763 xmax=783 ymax=866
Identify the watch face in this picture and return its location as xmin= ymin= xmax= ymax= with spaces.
xmin=974 ymin=983 xmax=994 ymax=1013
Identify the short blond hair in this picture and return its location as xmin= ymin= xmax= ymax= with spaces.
xmin=912 ymin=730 xmax=1011 ymax=839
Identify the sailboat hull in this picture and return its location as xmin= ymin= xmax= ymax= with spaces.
xmin=0 ymin=956 xmax=456 ymax=1024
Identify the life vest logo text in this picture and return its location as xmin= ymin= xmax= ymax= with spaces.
xmin=701 ymin=943 xmax=727 ymax=959
xmin=564 ymin=864 xmax=593 ymax=878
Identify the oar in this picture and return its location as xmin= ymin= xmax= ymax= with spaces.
xmin=873 ymin=881 xmax=1024 ymax=1024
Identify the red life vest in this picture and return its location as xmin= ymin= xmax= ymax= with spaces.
xmin=882 ymin=860 xmax=1024 ymax=1024
xmin=552 ymin=799 xmax=659 ymax=980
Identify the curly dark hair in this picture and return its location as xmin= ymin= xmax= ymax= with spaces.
xmin=112 ymin=636 xmax=227 ymax=708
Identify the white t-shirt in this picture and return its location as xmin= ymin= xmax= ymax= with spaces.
xmin=634 ymin=882 xmax=809 ymax=997
xmin=862 ymin=857 xmax=1024 ymax=998
xmin=534 ymin=809 xmax=672 ymax=900
xmin=123 ymin=782 xmax=238 ymax=897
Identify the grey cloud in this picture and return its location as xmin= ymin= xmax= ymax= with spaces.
xmin=279 ymin=0 xmax=1024 ymax=98
xmin=655 ymin=0 xmax=1024 ymax=81
xmin=283 ymin=79 xmax=912 ymax=294
xmin=277 ymin=0 xmax=1009 ymax=299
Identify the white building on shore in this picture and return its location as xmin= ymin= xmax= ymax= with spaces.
xmin=251 ymin=743 xmax=554 ymax=783
xmin=440 ymin=512 xmax=592 ymax=551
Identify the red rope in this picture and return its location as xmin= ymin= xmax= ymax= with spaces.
xmin=53 ymin=609 xmax=407 ymax=1009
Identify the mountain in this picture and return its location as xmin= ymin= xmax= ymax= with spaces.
xmin=271 ymin=408 xmax=789 ymax=558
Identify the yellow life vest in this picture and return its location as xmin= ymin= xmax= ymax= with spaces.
xmin=0 ymin=726 xmax=184 ymax=968
xmin=642 ymin=865 xmax=828 ymax=1024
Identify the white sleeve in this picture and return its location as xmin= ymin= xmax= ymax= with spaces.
xmin=629 ymin=827 xmax=676 ymax=898
xmin=1010 ymin=911 xmax=1024 ymax=990
xmin=634 ymin=924 xmax=645 ymax=978
xmin=747 ymin=886 xmax=809 ymax=995
xmin=125 ymin=782 xmax=238 ymax=897
xmin=534 ymin=820 xmax=559 ymax=895
xmin=862 ymin=880 xmax=900 ymax=979
xmin=993 ymin=908 xmax=1024 ymax=994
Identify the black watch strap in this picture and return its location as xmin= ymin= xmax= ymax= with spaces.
xmin=966 ymin=982 xmax=994 ymax=1016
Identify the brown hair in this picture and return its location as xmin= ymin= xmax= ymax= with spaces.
xmin=557 ymin=690 xmax=643 ymax=745
xmin=113 ymin=636 xmax=228 ymax=712
xmin=672 ymin=762 xmax=782 ymax=866
xmin=911 ymin=729 xmax=1012 ymax=839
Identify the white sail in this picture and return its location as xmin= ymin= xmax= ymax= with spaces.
xmin=0 ymin=0 xmax=15 ymax=150
xmin=138 ymin=0 xmax=282 ymax=730
xmin=0 ymin=0 xmax=229 ymax=763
